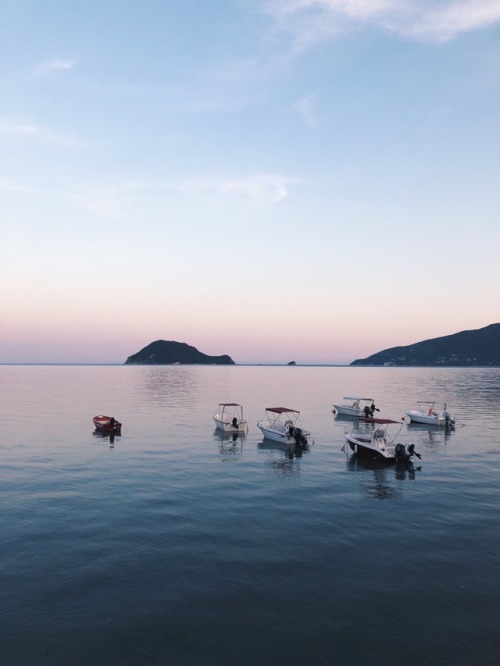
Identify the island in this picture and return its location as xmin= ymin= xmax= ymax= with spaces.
xmin=350 ymin=323 xmax=500 ymax=367
xmin=125 ymin=340 xmax=235 ymax=365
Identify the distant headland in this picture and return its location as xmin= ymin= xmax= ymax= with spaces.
xmin=350 ymin=323 xmax=500 ymax=367
xmin=125 ymin=340 xmax=235 ymax=365
xmin=123 ymin=324 xmax=500 ymax=367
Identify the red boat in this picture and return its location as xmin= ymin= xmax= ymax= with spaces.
xmin=93 ymin=415 xmax=122 ymax=433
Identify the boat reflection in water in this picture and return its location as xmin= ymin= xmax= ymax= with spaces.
xmin=257 ymin=440 xmax=302 ymax=480
xmin=406 ymin=420 xmax=454 ymax=447
xmin=213 ymin=430 xmax=246 ymax=459
xmin=346 ymin=453 xmax=421 ymax=499
xmin=258 ymin=436 xmax=311 ymax=460
xmin=92 ymin=428 xmax=121 ymax=449
xmin=257 ymin=437 xmax=311 ymax=479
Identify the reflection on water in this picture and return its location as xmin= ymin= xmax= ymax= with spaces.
xmin=92 ymin=429 xmax=121 ymax=449
xmin=213 ymin=430 xmax=245 ymax=459
xmin=258 ymin=438 xmax=310 ymax=459
xmin=2 ymin=365 xmax=500 ymax=666
xmin=138 ymin=366 xmax=200 ymax=407
xmin=346 ymin=453 xmax=421 ymax=499
xmin=269 ymin=457 xmax=301 ymax=478
xmin=332 ymin=413 xmax=360 ymax=425
xmin=406 ymin=421 xmax=455 ymax=448
xmin=257 ymin=439 xmax=309 ymax=478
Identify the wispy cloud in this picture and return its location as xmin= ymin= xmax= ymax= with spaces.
xmin=264 ymin=0 xmax=500 ymax=45
xmin=77 ymin=181 xmax=157 ymax=219
xmin=0 ymin=179 xmax=37 ymax=195
xmin=34 ymin=59 xmax=76 ymax=77
xmin=78 ymin=174 xmax=299 ymax=220
xmin=293 ymin=96 xmax=319 ymax=126
xmin=0 ymin=118 xmax=37 ymax=135
xmin=0 ymin=117 xmax=86 ymax=147
xmin=175 ymin=173 xmax=299 ymax=205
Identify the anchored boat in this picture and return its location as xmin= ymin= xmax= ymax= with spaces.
xmin=213 ymin=403 xmax=248 ymax=433
xmin=406 ymin=402 xmax=455 ymax=427
xmin=93 ymin=415 xmax=122 ymax=433
xmin=344 ymin=418 xmax=420 ymax=462
xmin=333 ymin=396 xmax=379 ymax=418
xmin=257 ymin=407 xmax=311 ymax=446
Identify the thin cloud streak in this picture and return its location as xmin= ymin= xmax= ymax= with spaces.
xmin=293 ymin=96 xmax=319 ymax=127
xmin=264 ymin=0 xmax=500 ymax=44
xmin=34 ymin=59 xmax=76 ymax=77
xmin=80 ymin=174 xmax=299 ymax=220
xmin=0 ymin=118 xmax=37 ymax=135
xmin=175 ymin=173 xmax=299 ymax=205
xmin=0 ymin=117 xmax=86 ymax=147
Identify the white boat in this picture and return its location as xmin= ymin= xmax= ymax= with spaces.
xmin=344 ymin=418 xmax=421 ymax=462
xmin=406 ymin=402 xmax=455 ymax=427
xmin=332 ymin=396 xmax=378 ymax=418
xmin=257 ymin=407 xmax=310 ymax=446
xmin=213 ymin=403 xmax=248 ymax=433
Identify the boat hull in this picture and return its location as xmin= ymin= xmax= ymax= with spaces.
xmin=257 ymin=422 xmax=294 ymax=443
xmin=213 ymin=417 xmax=247 ymax=433
xmin=257 ymin=421 xmax=310 ymax=445
xmin=93 ymin=415 xmax=122 ymax=432
xmin=333 ymin=405 xmax=361 ymax=417
xmin=406 ymin=411 xmax=454 ymax=426
xmin=345 ymin=433 xmax=395 ymax=461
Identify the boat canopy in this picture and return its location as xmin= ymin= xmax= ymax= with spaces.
xmin=219 ymin=403 xmax=242 ymax=407
xmin=343 ymin=396 xmax=373 ymax=401
xmin=265 ymin=407 xmax=299 ymax=414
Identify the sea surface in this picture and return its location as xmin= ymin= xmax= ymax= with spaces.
xmin=1 ymin=365 xmax=500 ymax=666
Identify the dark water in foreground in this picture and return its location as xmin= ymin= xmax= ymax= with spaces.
xmin=1 ymin=365 xmax=500 ymax=665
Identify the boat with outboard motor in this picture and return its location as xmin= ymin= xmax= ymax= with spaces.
xmin=332 ymin=396 xmax=379 ymax=418
xmin=257 ymin=407 xmax=311 ymax=446
xmin=406 ymin=402 xmax=455 ymax=427
xmin=344 ymin=417 xmax=421 ymax=462
xmin=213 ymin=403 xmax=248 ymax=433
xmin=93 ymin=415 xmax=122 ymax=433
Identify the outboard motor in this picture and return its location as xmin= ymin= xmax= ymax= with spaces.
xmin=444 ymin=412 xmax=455 ymax=427
xmin=363 ymin=405 xmax=371 ymax=418
xmin=232 ymin=417 xmax=238 ymax=429
xmin=293 ymin=427 xmax=307 ymax=447
xmin=395 ymin=443 xmax=421 ymax=461
xmin=395 ymin=443 xmax=410 ymax=461
xmin=407 ymin=443 xmax=421 ymax=459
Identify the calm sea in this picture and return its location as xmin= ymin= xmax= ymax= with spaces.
xmin=1 ymin=365 xmax=500 ymax=666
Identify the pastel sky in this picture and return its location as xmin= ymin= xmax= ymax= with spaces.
xmin=1 ymin=0 xmax=499 ymax=364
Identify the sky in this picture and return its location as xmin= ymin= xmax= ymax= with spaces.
xmin=1 ymin=0 xmax=499 ymax=365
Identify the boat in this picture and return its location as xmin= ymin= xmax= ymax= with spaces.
xmin=213 ymin=403 xmax=248 ymax=433
xmin=406 ymin=402 xmax=455 ymax=427
xmin=332 ymin=396 xmax=379 ymax=418
xmin=93 ymin=415 xmax=122 ymax=433
xmin=344 ymin=418 xmax=421 ymax=462
xmin=257 ymin=407 xmax=311 ymax=445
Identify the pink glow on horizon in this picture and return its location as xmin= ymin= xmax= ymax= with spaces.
xmin=1 ymin=317 xmax=497 ymax=365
